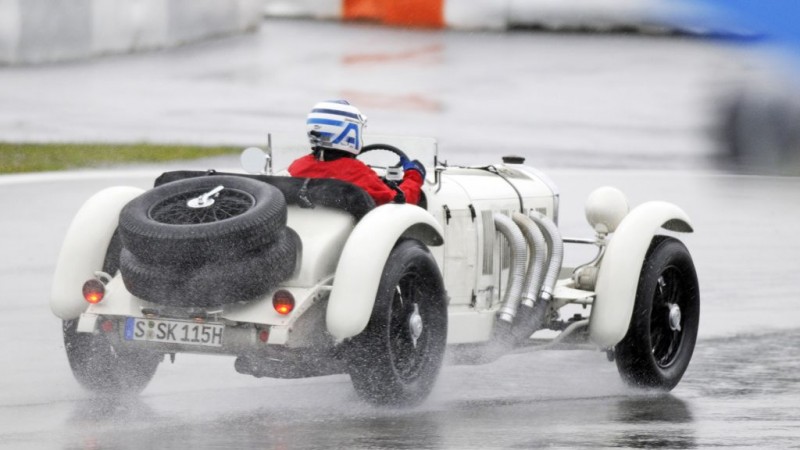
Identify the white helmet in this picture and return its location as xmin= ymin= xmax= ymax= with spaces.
xmin=306 ymin=100 xmax=368 ymax=155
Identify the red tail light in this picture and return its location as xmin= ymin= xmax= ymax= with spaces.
xmin=272 ymin=290 xmax=295 ymax=315
xmin=82 ymin=279 xmax=105 ymax=304
xmin=101 ymin=319 xmax=115 ymax=333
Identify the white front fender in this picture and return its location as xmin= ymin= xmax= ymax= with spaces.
xmin=589 ymin=201 xmax=693 ymax=348
xmin=50 ymin=186 xmax=144 ymax=320
xmin=326 ymin=204 xmax=444 ymax=342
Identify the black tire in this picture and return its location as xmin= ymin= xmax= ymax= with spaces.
xmin=62 ymin=227 xmax=160 ymax=395
xmin=119 ymin=175 xmax=286 ymax=266
xmin=63 ymin=319 xmax=161 ymax=394
xmin=615 ymin=236 xmax=700 ymax=390
xmin=119 ymin=229 xmax=299 ymax=307
xmin=347 ymin=239 xmax=447 ymax=406
xmin=103 ymin=229 xmax=123 ymax=276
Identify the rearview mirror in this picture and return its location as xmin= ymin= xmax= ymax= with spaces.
xmin=241 ymin=147 xmax=270 ymax=174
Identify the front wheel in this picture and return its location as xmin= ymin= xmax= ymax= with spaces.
xmin=347 ymin=239 xmax=448 ymax=406
xmin=615 ymin=236 xmax=700 ymax=390
xmin=63 ymin=320 xmax=161 ymax=394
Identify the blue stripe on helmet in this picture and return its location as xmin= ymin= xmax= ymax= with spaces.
xmin=311 ymin=108 xmax=361 ymax=120
xmin=307 ymin=118 xmax=345 ymax=126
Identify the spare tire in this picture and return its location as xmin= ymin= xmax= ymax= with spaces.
xmin=120 ymin=228 xmax=300 ymax=307
xmin=119 ymin=176 xmax=286 ymax=266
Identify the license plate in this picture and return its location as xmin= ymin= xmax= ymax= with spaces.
xmin=124 ymin=317 xmax=224 ymax=347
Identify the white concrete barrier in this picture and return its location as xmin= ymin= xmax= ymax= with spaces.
xmin=263 ymin=0 xmax=340 ymax=20
xmin=91 ymin=0 xmax=168 ymax=55
xmin=445 ymin=0 xmax=507 ymax=30
xmin=0 ymin=0 xmax=262 ymax=65
xmin=0 ymin=0 xmax=21 ymax=63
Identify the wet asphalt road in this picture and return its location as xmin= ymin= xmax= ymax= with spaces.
xmin=1 ymin=169 xmax=799 ymax=449
xmin=2 ymin=18 xmax=800 ymax=450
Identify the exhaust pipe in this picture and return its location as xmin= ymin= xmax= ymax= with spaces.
xmin=530 ymin=211 xmax=563 ymax=305
xmin=512 ymin=211 xmax=564 ymax=344
xmin=512 ymin=213 xmax=547 ymax=312
xmin=493 ymin=213 xmax=528 ymax=324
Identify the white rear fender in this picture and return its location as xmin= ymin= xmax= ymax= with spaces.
xmin=326 ymin=204 xmax=444 ymax=342
xmin=50 ymin=186 xmax=144 ymax=320
xmin=589 ymin=201 xmax=693 ymax=348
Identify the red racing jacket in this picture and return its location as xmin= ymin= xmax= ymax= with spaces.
xmin=288 ymin=154 xmax=423 ymax=206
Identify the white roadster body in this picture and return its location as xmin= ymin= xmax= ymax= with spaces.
xmin=51 ymin=138 xmax=699 ymax=405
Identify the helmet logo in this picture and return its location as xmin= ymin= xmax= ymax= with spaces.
xmin=332 ymin=122 xmax=361 ymax=149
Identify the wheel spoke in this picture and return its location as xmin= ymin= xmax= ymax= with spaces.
xmin=663 ymin=272 xmax=680 ymax=305
xmin=387 ymin=271 xmax=430 ymax=380
xmin=649 ymin=267 xmax=687 ymax=368
xmin=661 ymin=331 xmax=679 ymax=366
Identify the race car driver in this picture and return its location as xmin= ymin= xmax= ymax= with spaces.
xmin=288 ymin=100 xmax=426 ymax=206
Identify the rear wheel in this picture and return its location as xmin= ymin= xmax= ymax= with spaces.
xmin=63 ymin=319 xmax=161 ymax=394
xmin=615 ymin=236 xmax=700 ymax=390
xmin=63 ymin=231 xmax=160 ymax=395
xmin=347 ymin=240 xmax=447 ymax=406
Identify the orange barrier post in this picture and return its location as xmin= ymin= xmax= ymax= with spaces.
xmin=384 ymin=0 xmax=444 ymax=28
xmin=343 ymin=0 xmax=444 ymax=28
xmin=343 ymin=0 xmax=383 ymax=21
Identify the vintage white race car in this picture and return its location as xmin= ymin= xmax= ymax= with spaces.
xmin=51 ymin=138 xmax=699 ymax=405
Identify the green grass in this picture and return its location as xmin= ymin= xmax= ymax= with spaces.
xmin=0 ymin=142 xmax=241 ymax=174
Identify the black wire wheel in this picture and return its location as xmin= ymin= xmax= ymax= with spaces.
xmin=118 ymin=175 xmax=286 ymax=266
xmin=347 ymin=239 xmax=447 ymax=406
xmin=615 ymin=236 xmax=700 ymax=390
xmin=148 ymin=187 xmax=255 ymax=225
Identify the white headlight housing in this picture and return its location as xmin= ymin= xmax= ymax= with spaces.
xmin=585 ymin=186 xmax=629 ymax=235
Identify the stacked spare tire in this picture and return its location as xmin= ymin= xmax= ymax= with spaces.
xmin=117 ymin=175 xmax=298 ymax=307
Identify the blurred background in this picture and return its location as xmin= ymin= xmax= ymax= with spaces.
xmin=2 ymin=2 xmax=800 ymax=448
xmin=1 ymin=0 xmax=798 ymax=174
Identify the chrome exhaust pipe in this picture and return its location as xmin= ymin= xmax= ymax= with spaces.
xmin=512 ymin=211 xmax=564 ymax=344
xmin=493 ymin=213 xmax=528 ymax=324
xmin=512 ymin=212 xmax=547 ymax=311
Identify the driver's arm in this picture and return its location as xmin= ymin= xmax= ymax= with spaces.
xmin=354 ymin=165 xmax=407 ymax=205
xmin=348 ymin=161 xmax=423 ymax=206
xmin=288 ymin=155 xmax=422 ymax=206
xmin=396 ymin=169 xmax=423 ymax=205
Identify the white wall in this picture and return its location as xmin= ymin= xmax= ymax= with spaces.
xmin=0 ymin=0 xmax=262 ymax=64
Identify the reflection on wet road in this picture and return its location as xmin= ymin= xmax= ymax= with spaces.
xmin=42 ymin=332 xmax=798 ymax=450
xmin=1 ymin=167 xmax=799 ymax=449
xmin=34 ymin=332 xmax=800 ymax=449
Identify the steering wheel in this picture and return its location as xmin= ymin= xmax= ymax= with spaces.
xmin=358 ymin=143 xmax=408 ymax=168
xmin=359 ymin=143 xmax=427 ymax=208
